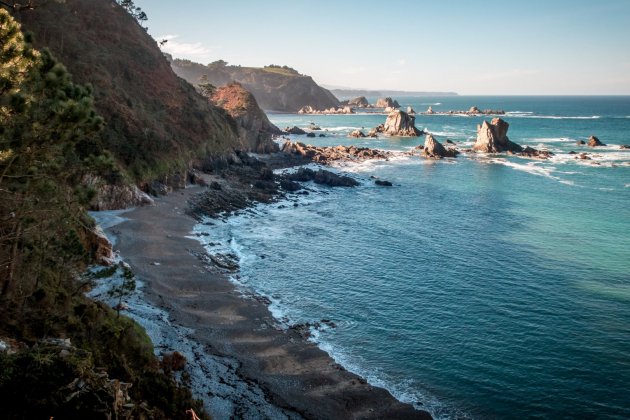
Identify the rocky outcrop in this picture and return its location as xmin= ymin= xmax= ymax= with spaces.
xmin=422 ymin=134 xmax=459 ymax=159
xmin=298 ymin=105 xmax=354 ymax=115
xmin=426 ymin=106 xmax=435 ymax=114
xmin=348 ymin=96 xmax=369 ymax=107
xmin=85 ymin=175 xmax=154 ymax=210
xmin=172 ymin=60 xmax=340 ymax=112
xmin=375 ymin=97 xmax=400 ymax=108
xmin=211 ymin=82 xmax=281 ymax=153
xmin=86 ymin=226 xmax=115 ymax=266
xmin=576 ymin=140 xmax=586 ymax=145
xmin=350 ymin=129 xmax=366 ymax=138
xmin=284 ymin=126 xmax=307 ymax=135
xmin=620 ymin=145 xmax=630 ymax=149
xmin=406 ymin=106 xmax=416 ymax=115
xmin=519 ymin=146 xmax=554 ymax=159
xmin=587 ymin=136 xmax=605 ymax=147
xmin=377 ymin=110 xmax=423 ymax=137
xmin=472 ymin=118 xmax=523 ymax=153
xmin=284 ymin=168 xmax=359 ymax=187
xmin=281 ymin=141 xmax=391 ymax=164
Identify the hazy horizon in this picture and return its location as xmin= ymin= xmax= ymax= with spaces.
xmin=134 ymin=0 xmax=630 ymax=95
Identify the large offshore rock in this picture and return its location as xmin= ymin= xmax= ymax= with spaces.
xmin=473 ymin=118 xmax=523 ymax=153
xmin=422 ymin=134 xmax=458 ymax=159
xmin=381 ymin=110 xmax=423 ymax=136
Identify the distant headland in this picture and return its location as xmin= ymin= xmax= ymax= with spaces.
xmin=324 ymin=86 xmax=459 ymax=98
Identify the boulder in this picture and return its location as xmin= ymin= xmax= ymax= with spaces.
xmin=576 ymin=140 xmax=586 ymax=145
xmin=587 ymin=136 xmax=605 ymax=147
xmin=375 ymin=97 xmax=400 ymax=108
xmin=426 ymin=106 xmax=435 ymax=114
xmin=381 ymin=110 xmax=423 ymax=137
xmin=472 ymin=118 xmax=523 ymax=153
xmin=348 ymin=96 xmax=369 ymax=107
xmin=285 ymin=126 xmax=307 ymax=135
xmin=406 ymin=106 xmax=416 ymax=115
xmin=375 ymin=180 xmax=393 ymax=187
xmin=422 ymin=134 xmax=458 ymax=159
xmin=350 ymin=129 xmax=366 ymax=138
xmin=306 ymin=132 xmax=316 ymax=138
xmin=468 ymin=106 xmax=480 ymax=114
xmin=620 ymin=144 xmax=630 ymax=149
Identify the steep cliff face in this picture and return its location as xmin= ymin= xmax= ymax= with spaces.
xmin=16 ymin=0 xmax=239 ymax=181
xmin=211 ymin=83 xmax=281 ymax=153
xmin=172 ymin=59 xmax=340 ymax=112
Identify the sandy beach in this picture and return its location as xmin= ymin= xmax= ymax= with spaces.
xmin=108 ymin=183 xmax=431 ymax=419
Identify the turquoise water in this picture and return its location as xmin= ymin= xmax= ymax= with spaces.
xmin=198 ymin=97 xmax=630 ymax=418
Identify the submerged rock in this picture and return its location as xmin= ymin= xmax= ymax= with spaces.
xmin=472 ymin=118 xmax=523 ymax=153
xmin=519 ymin=146 xmax=554 ymax=159
xmin=375 ymin=179 xmax=393 ymax=187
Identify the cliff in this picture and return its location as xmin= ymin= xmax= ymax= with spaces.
xmin=210 ymin=82 xmax=281 ymax=153
xmin=172 ymin=59 xmax=340 ymax=112
xmin=16 ymin=0 xmax=239 ymax=182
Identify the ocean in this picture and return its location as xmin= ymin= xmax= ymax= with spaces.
xmin=194 ymin=96 xmax=630 ymax=419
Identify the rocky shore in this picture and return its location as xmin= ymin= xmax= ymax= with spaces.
xmin=103 ymin=151 xmax=431 ymax=419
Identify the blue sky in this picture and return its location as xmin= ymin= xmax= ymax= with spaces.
xmin=134 ymin=0 xmax=630 ymax=95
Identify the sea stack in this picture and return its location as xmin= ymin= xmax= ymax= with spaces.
xmin=381 ymin=110 xmax=423 ymax=136
xmin=473 ymin=118 xmax=523 ymax=153
xmin=375 ymin=97 xmax=401 ymax=108
xmin=422 ymin=134 xmax=458 ymax=158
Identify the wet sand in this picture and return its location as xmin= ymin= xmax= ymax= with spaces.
xmin=110 ymin=183 xmax=431 ymax=419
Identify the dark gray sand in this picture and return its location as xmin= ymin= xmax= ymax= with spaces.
xmin=111 ymin=184 xmax=431 ymax=419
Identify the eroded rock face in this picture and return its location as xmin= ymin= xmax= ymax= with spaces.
xmin=587 ymin=136 xmax=605 ymax=147
xmin=422 ymin=134 xmax=458 ymax=159
xmin=473 ymin=118 xmax=523 ymax=153
xmin=87 ymin=225 xmax=115 ymax=266
xmin=211 ymin=82 xmax=281 ymax=153
xmin=85 ymin=176 xmax=154 ymax=211
xmin=375 ymin=97 xmax=400 ymax=108
xmin=381 ymin=110 xmax=423 ymax=136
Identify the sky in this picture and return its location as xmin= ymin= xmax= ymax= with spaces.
xmin=134 ymin=0 xmax=630 ymax=95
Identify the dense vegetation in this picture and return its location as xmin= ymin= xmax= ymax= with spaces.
xmin=0 ymin=8 xmax=207 ymax=419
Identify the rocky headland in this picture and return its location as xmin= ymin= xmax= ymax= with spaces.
xmin=171 ymin=59 xmax=340 ymax=112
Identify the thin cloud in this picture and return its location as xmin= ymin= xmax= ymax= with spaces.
xmin=156 ymin=34 xmax=219 ymax=63
xmin=397 ymin=59 xmax=407 ymax=66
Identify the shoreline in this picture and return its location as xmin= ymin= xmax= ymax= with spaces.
xmin=105 ymin=183 xmax=431 ymax=419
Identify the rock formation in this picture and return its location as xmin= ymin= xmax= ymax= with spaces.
xmin=519 ymin=146 xmax=554 ymax=159
xmin=422 ymin=107 xmax=505 ymax=116
xmin=407 ymin=106 xmax=416 ymax=115
xmin=284 ymin=126 xmax=307 ymax=135
xmin=281 ymin=141 xmax=391 ymax=164
xmin=472 ymin=118 xmax=523 ymax=153
xmin=348 ymin=96 xmax=369 ymax=107
xmin=298 ymin=105 xmax=354 ymax=115
xmin=350 ymin=129 xmax=366 ymax=138
xmin=426 ymin=106 xmax=435 ymax=114
xmin=587 ymin=136 xmax=605 ymax=147
xmin=375 ymin=97 xmax=400 ymax=108
xmin=211 ymin=82 xmax=282 ymax=153
xmin=422 ymin=134 xmax=458 ymax=159
xmin=376 ymin=110 xmax=423 ymax=137
xmin=284 ymin=168 xmax=359 ymax=187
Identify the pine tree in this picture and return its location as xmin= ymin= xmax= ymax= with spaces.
xmin=0 ymin=8 xmax=105 ymax=304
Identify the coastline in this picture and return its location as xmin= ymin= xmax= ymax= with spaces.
xmin=106 ymin=183 xmax=431 ymax=419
